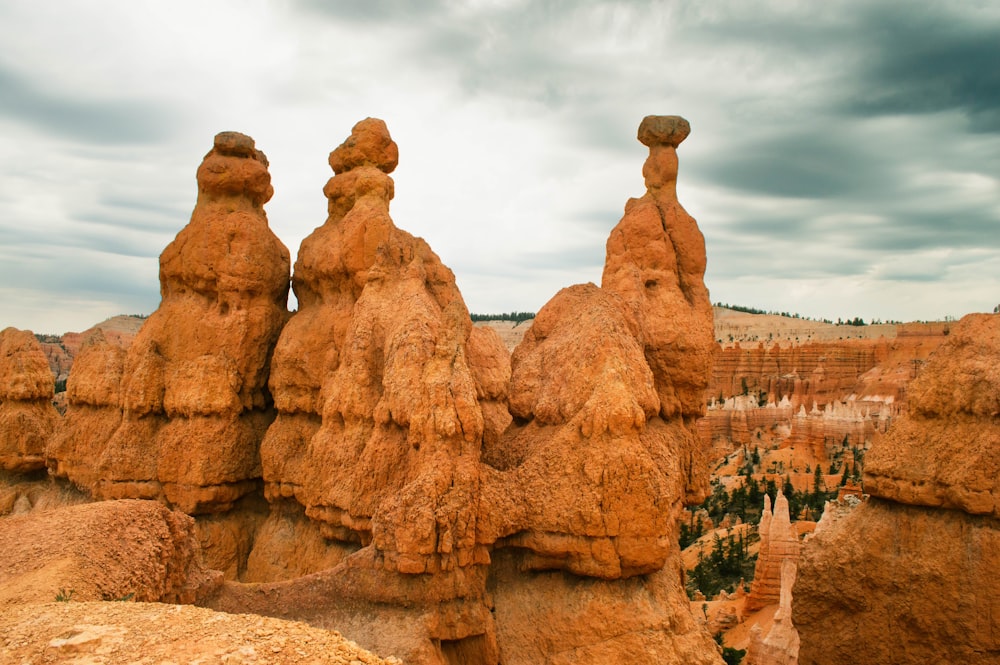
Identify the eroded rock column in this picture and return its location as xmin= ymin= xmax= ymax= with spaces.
xmin=0 ymin=328 xmax=59 ymax=473
xmin=48 ymin=132 xmax=290 ymax=575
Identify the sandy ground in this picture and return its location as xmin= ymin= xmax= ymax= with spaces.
xmin=0 ymin=601 xmax=399 ymax=664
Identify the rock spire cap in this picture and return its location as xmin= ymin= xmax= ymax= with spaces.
xmin=213 ymin=131 xmax=263 ymax=161
xmin=328 ymin=117 xmax=399 ymax=175
xmin=637 ymin=115 xmax=690 ymax=148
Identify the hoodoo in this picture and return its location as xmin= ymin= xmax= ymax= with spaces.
xmin=5 ymin=116 xmax=728 ymax=664
xmin=47 ymin=131 xmax=290 ymax=574
xmin=0 ymin=327 xmax=60 ymax=472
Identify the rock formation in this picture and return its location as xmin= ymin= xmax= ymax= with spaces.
xmin=0 ymin=116 xmax=727 ymax=664
xmin=258 ymin=117 xmax=499 ymax=582
xmin=0 ymin=328 xmax=59 ymax=473
xmin=745 ymin=491 xmax=800 ymax=613
xmin=794 ymin=313 xmax=1000 ymax=665
xmin=472 ymin=115 xmax=718 ymax=664
xmin=1 ymin=601 xmax=399 ymax=665
xmin=0 ymin=499 xmax=220 ymax=606
xmin=745 ymin=559 xmax=800 ymax=665
xmin=229 ymin=116 xmax=722 ymax=664
xmin=47 ymin=132 xmax=290 ymax=572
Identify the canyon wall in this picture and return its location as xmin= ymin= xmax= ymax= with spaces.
xmin=699 ymin=331 xmax=946 ymax=471
xmin=794 ymin=313 xmax=1000 ymax=665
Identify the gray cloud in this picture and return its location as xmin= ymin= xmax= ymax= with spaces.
xmin=846 ymin=4 xmax=1000 ymax=132
xmin=700 ymin=131 xmax=897 ymax=199
xmin=0 ymin=64 xmax=177 ymax=144
xmin=1 ymin=0 xmax=998 ymax=331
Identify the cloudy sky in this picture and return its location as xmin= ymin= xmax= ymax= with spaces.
xmin=1 ymin=0 xmax=998 ymax=334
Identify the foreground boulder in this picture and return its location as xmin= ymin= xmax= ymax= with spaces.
xmin=0 ymin=328 xmax=59 ymax=473
xmin=794 ymin=313 xmax=1000 ymax=664
xmin=0 ymin=601 xmax=397 ymax=664
xmin=0 ymin=499 xmax=220 ymax=606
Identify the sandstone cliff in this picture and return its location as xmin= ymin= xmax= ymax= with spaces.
xmin=699 ymin=329 xmax=946 ymax=482
xmin=794 ymin=313 xmax=1000 ymax=665
xmin=0 ymin=327 xmax=60 ymax=473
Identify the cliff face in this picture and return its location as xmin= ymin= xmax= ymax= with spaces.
xmin=709 ymin=342 xmax=879 ymax=410
xmin=699 ymin=332 xmax=947 ymax=472
xmin=0 ymin=328 xmax=59 ymax=473
xmin=794 ymin=313 xmax=1000 ymax=665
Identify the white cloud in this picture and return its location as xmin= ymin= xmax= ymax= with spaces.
xmin=0 ymin=0 xmax=997 ymax=333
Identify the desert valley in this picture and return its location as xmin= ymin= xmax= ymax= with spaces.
xmin=1 ymin=116 xmax=998 ymax=665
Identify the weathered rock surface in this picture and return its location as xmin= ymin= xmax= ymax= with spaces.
xmin=0 ymin=117 xmax=724 ymax=665
xmin=745 ymin=559 xmax=799 ymax=665
xmin=795 ymin=313 xmax=1000 ymax=665
xmin=474 ymin=115 xmax=716 ymax=663
xmin=746 ymin=492 xmax=800 ymax=613
xmin=864 ymin=313 xmax=1000 ymax=514
xmin=603 ymin=115 xmax=714 ymax=420
xmin=258 ymin=118 xmax=499 ymax=580
xmin=47 ymin=132 xmax=290 ymax=519
xmin=796 ymin=498 xmax=1000 ymax=665
xmin=0 ymin=499 xmax=220 ymax=606
xmin=248 ymin=118 xmax=508 ymax=661
xmin=0 ymin=328 xmax=60 ymax=473
xmin=0 ymin=601 xmax=398 ymax=664
xmin=487 ymin=548 xmax=720 ymax=665
xmin=241 ymin=116 xmax=721 ymax=664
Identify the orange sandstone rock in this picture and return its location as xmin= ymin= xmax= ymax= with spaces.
xmin=864 ymin=313 xmax=1000 ymax=514
xmin=795 ymin=313 xmax=1000 ymax=665
xmin=0 ymin=328 xmax=59 ymax=473
xmin=47 ymin=131 xmax=290 ymax=518
xmin=259 ymin=118 xmax=498 ymax=579
xmin=242 ymin=116 xmax=722 ymax=664
xmin=0 ymin=499 xmax=220 ymax=606
xmin=602 ymin=115 xmax=714 ymax=419
xmin=250 ymin=119 xmax=505 ymax=661
xmin=746 ymin=559 xmax=799 ymax=665
xmin=746 ymin=491 xmax=800 ymax=613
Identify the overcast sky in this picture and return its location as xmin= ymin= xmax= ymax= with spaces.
xmin=1 ymin=0 xmax=998 ymax=334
